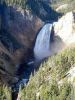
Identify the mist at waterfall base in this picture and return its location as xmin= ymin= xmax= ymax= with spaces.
xmin=34 ymin=24 xmax=53 ymax=61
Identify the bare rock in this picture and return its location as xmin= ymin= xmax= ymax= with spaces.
xmin=54 ymin=11 xmax=75 ymax=45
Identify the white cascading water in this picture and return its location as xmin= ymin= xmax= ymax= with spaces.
xmin=34 ymin=24 xmax=53 ymax=60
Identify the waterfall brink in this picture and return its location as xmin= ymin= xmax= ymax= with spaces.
xmin=34 ymin=24 xmax=53 ymax=60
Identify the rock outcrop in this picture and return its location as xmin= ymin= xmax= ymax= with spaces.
xmin=54 ymin=11 xmax=75 ymax=44
xmin=51 ymin=11 xmax=75 ymax=56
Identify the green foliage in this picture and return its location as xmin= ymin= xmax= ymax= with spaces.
xmin=51 ymin=0 xmax=75 ymax=14
xmin=18 ymin=48 xmax=75 ymax=100
xmin=19 ymin=79 xmax=72 ymax=100
xmin=59 ymin=81 xmax=71 ymax=100
xmin=1 ymin=0 xmax=27 ymax=9
xmin=54 ymin=48 xmax=75 ymax=79
xmin=0 ymin=43 xmax=74 ymax=100
xmin=0 ymin=85 xmax=11 ymax=100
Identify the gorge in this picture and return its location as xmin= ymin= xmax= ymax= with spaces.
xmin=0 ymin=1 xmax=75 ymax=100
xmin=16 ymin=10 xmax=75 ymax=91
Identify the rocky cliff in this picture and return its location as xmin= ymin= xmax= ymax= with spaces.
xmin=0 ymin=4 xmax=43 ymax=84
xmin=50 ymin=11 xmax=75 ymax=55
xmin=54 ymin=11 xmax=75 ymax=44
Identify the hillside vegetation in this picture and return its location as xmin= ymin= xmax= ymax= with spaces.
xmin=51 ymin=0 xmax=75 ymax=14
xmin=17 ymin=47 xmax=75 ymax=100
xmin=0 ymin=47 xmax=75 ymax=100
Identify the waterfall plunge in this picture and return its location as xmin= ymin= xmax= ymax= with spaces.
xmin=34 ymin=24 xmax=53 ymax=60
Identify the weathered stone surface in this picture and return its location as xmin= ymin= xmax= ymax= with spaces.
xmin=51 ymin=11 xmax=75 ymax=56
xmin=54 ymin=11 xmax=75 ymax=44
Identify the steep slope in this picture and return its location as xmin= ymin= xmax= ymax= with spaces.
xmin=0 ymin=47 xmax=75 ymax=100
xmin=17 ymin=47 xmax=75 ymax=100
xmin=0 ymin=3 xmax=43 ymax=84
xmin=17 ymin=10 xmax=75 ymax=100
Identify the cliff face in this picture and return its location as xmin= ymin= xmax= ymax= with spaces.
xmin=6 ymin=6 xmax=43 ymax=47
xmin=0 ymin=4 xmax=43 ymax=84
xmin=1 ymin=5 xmax=43 ymax=56
xmin=3 ymin=5 xmax=43 ymax=63
xmin=54 ymin=11 xmax=75 ymax=44
xmin=51 ymin=11 xmax=75 ymax=57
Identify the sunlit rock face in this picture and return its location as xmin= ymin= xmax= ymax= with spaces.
xmin=54 ymin=12 xmax=75 ymax=44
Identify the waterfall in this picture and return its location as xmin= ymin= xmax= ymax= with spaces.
xmin=34 ymin=24 xmax=53 ymax=60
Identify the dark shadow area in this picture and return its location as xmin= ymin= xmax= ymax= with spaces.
xmin=26 ymin=0 xmax=62 ymax=22
xmin=50 ymin=25 xmax=55 ymax=42
xmin=0 ymin=2 xmax=22 ymax=53
xmin=0 ymin=1 xmax=8 ymax=30
xmin=11 ymin=61 xmax=35 ymax=100
xmin=73 ymin=12 xmax=75 ymax=22
xmin=11 ymin=58 xmax=42 ymax=100
xmin=0 ymin=29 xmax=22 ymax=52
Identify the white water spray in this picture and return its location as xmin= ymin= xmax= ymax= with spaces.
xmin=34 ymin=24 xmax=53 ymax=60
